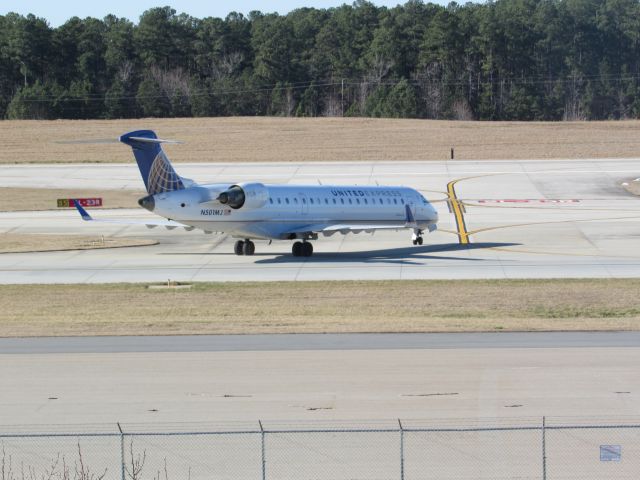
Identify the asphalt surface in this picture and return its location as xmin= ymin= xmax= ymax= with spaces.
xmin=1 ymin=331 xmax=639 ymax=354
xmin=1 ymin=158 xmax=639 ymax=282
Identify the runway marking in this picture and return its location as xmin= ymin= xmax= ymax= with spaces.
xmin=475 ymin=199 xmax=581 ymax=204
xmin=461 ymin=202 xmax=640 ymax=213
xmin=468 ymin=214 xmax=640 ymax=236
xmin=446 ymin=180 xmax=470 ymax=245
xmin=487 ymin=245 xmax=640 ymax=259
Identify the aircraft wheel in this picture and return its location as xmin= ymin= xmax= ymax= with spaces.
xmin=292 ymin=241 xmax=303 ymax=257
xmin=412 ymin=239 xmax=418 ymax=245
xmin=234 ymin=240 xmax=245 ymax=255
xmin=243 ymin=240 xmax=255 ymax=256
xmin=302 ymin=242 xmax=313 ymax=257
xmin=417 ymin=236 xmax=423 ymax=245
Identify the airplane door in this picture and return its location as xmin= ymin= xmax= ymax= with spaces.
xmin=407 ymin=198 xmax=419 ymax=221
xmin=298 ymin=193 xmax=309 ymax=215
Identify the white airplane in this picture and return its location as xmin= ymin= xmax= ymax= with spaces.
xmin=75 ymin=129 xmax=438 ymax=257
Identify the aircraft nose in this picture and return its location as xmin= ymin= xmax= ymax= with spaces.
xmin=430 ymin=205 xmax=439 ymax=222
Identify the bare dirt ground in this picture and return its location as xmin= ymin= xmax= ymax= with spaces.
xmin=1 ymin=118 xmax=640 ymax=164
xmin=0 ymin=234 xmax=156 ymax=254
xmin=0 ymin=187 xmax=143 ymax=211
xmin=0 ymin=279 xmax=638 ymax=337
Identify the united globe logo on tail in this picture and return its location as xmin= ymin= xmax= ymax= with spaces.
xmin=147 ymin=151 xmax=184 ymax=195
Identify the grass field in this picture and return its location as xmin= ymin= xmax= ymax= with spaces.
xmin=1 ymin=118 xmax=640 ymax=164
xmin=0 ymin=279 xmax=638 ymax=337
xmin=0 ymin=187 xmax=143 ymax=211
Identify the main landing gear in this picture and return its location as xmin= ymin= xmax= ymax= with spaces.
xmin=233 ymin=239 xmax=314 ymax=257
xmin=412 ymin=230 xmax=424 ymax=246
xmin=234 ymin=239 xmax=255 ymax=256
xmin=292 ymin=241 xmax=313 ymax=257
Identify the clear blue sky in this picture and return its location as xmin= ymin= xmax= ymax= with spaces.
xmin=2 ymin=1 xmax=458 ymax=27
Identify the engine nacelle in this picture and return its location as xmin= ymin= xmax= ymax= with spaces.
xmin=217 ymin=183 xmax=269 ymax=210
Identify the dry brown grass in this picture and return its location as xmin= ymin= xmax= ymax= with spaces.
xmin=0 ymin=234 xmax=156 ymax=253
xmin=0 ymin=187 xmax=143 ymax=211
xmin=1 ymin=118 xmax=640 ymax=164
xmin=0 ymin=279 xmax=638 ymax=337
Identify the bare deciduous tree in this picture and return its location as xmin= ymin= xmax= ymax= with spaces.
xmin=75 ymin=443 xmax=106 ymax=480
xmin=117 ymin=61 xmax=134 ymax=84
xmin=125 ymin=441 xmax=146 ymax=480
xmin=212 ymin=52 xmax=244 ymax=80
xmin=1 ymin=445 xmax=15 ymax=480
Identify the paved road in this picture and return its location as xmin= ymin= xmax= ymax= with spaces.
xmin=1 ymin=159 xmax=639 ymax=282
xmin=1 ymin=331 xmax=639 ymax=354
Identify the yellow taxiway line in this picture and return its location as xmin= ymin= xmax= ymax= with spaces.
xmin=447 ymin=180 xmax=470 ymax=245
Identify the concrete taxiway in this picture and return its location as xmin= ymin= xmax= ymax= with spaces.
xmin=1 ymin=158 xmax=639 ymax=283
xmin=2 ymin=331 xmax=640 ymax=354
xmin=0 ymin=332 xmax=639 ymax=425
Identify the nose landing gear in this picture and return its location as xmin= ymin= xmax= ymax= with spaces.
xmin=234 ymin=239 xmax=255 ymax=256
xmin=412 ymin=230 xmax=424 ymax=246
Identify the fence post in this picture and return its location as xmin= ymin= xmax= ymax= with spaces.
xmin=542 ymin=417 xmax=547 ymax=480
xmin=117 ymin=422 xmax=126 ymax=480
xmin=398 ymin=419 xmax=404 ymax=480
xmin=259 ymin=420 xmax=266 ymax=480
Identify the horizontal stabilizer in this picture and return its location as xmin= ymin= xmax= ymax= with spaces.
xmin=125 ymin=136 xmax=182 ymax=145
xmin=73 ymin=200 xmax=190 ymax=229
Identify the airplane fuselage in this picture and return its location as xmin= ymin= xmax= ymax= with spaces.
xmin=147 ymin=183 xmax=439 ymax=240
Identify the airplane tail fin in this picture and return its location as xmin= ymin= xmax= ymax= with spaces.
xmin=119 ymin=130 xmax=185 ymax=195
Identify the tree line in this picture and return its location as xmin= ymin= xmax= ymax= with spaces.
xmin=1 ymin=0 xmax=639 ymax=121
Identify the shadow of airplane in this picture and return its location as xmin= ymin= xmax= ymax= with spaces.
xmin=160 ymin=242 xmax=519 ymax=266
xmin=253 ymin=242 xmax=520 ymax=266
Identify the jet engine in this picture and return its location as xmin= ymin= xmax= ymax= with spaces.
xmin=217 ymin=183 xmax=269 ymax=210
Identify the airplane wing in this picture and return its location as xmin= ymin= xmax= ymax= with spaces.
xmin=305 ymin=224 xmax=406 ymax=236
xmin=72 ymin=200 xmax=196 ymax=231
xmin=285 ymin=205 xmax=434 ymax=237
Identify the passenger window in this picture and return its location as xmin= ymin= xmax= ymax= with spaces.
xmin=277 ymin=198 xmax=281 ymax=204
xmin=364 ymin=199 xmax=368 ymax=205
xmin=333 ymin=199 xmax=337 ymax=204
xmin=310 ymin=198 xmax=313 ymax=204
xmin=379 ymin=198 xmax=383 ymax=205
xmin=269 ymin=198 xmax=273 ymax=204
xmin=294 ymin=198 xmax=298 ymax=204
xmin=341 ymin=198 xmax=344 ymax=204
xmin=285 ymin=198 xmax=289 ymax=204
xmin=401 ymin=198 xmax=404 ymax=204
xmin=394 ymin=198 xmax=398 ymax=204
xmin=325 ymin=198 xmax=329 ymax=204
xmin=356 ymin=198 xmax=360 ymax=204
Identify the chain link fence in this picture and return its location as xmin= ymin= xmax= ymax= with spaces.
xmin=1 ymin=417 xmax=639 ymax=480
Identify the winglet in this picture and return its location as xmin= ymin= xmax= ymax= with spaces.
xmin=405 ymin=204 xmax=417 ymax=226
xmin=73 ymin=200 xmax=93 ymax=221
